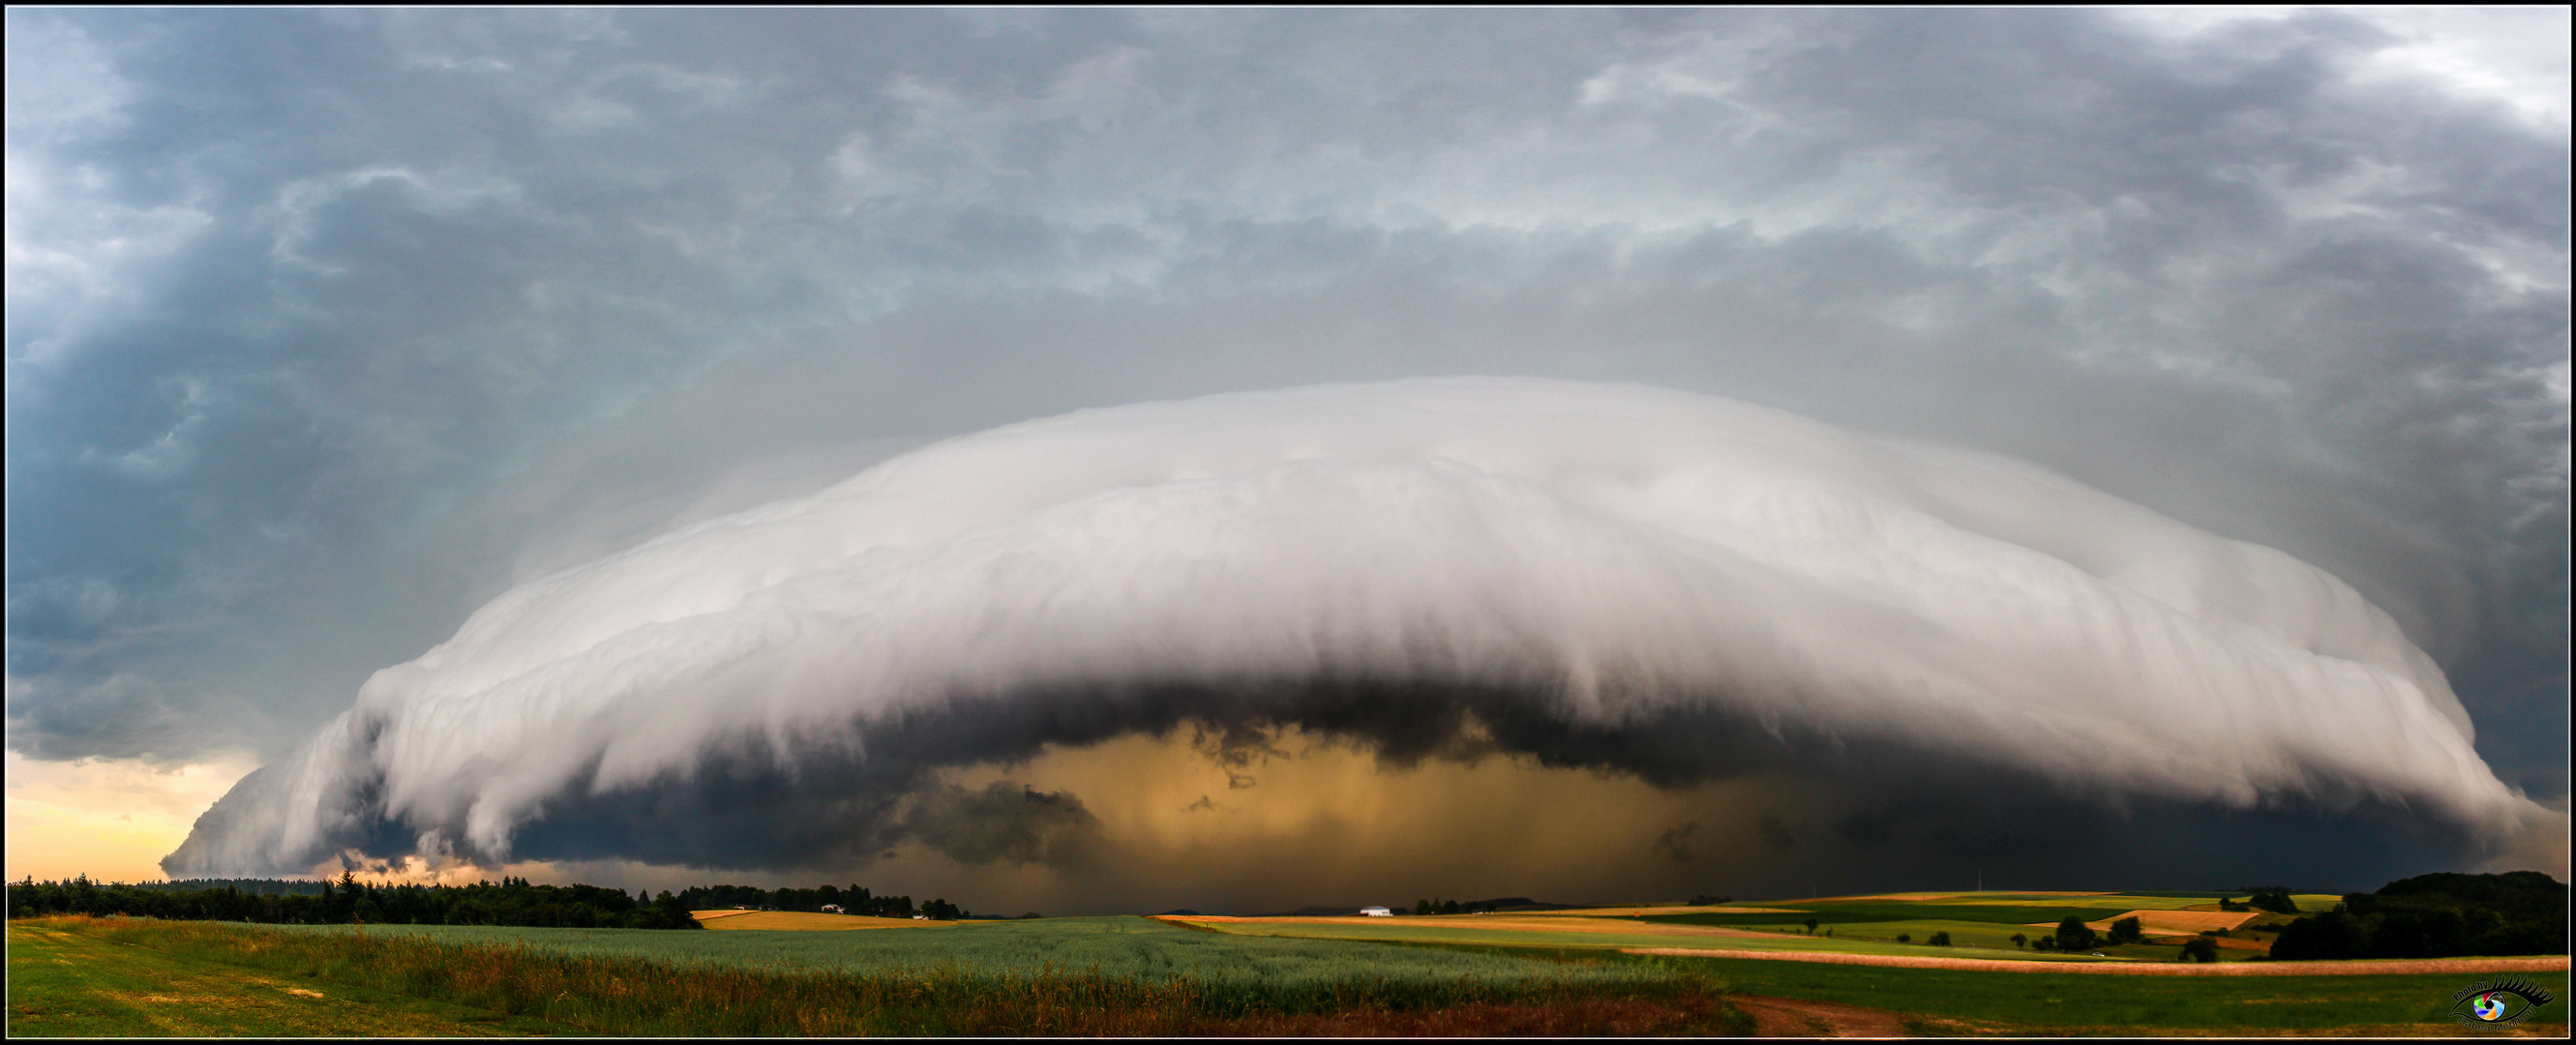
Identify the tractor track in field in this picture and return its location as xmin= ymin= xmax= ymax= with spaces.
xmin=1728 ymin=994 xmax=1908 ymax=1037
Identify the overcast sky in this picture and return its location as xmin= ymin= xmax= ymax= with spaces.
xmin=7 ymin=8 xmax=2566 ymax=896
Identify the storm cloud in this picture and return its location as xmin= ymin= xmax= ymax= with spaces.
xmin=160 ymin=379 xmax=2554 ymax=878
xmin=7 ymin=9 xmax=2565 ymax=896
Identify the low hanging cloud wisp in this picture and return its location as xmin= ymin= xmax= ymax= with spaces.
xmin=163 ymin=378 xmax=2549 ymax=878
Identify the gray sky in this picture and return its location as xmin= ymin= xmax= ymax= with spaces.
xmin=7 ymin=9 xmax=2566 ymax=896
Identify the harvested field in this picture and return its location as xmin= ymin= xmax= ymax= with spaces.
xmin=2036 ymin=910 xmax=2262 ymax=935
xmin=1518 ymin=906 xmax=1808 ymax=917
xmin=688 ymin=911 xmax=946 ymax=931
xmin=1833 ymin=891 xmax=2110 ymax=902
xmin=1629 ymin=946 xmax=2573 ymax=976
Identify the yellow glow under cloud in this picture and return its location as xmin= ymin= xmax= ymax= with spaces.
xmin=865 ymin=728 xmax=1822 ymax=914
xmin=4 ymin=750 xmax=259 ymax=883
xmin=447 ymin=728 xmax=1838 ymax=913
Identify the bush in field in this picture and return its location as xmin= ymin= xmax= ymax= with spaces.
xmin=2009 ymin=933 xmax=2027 ymax=948
xmin=1896 ymin=933 xmax=1910 ymax=943
xmin=1927 ymin=931 xmax=1951 ymax=946
xmin=2108 ymin=916 xmax=2143 ymax=945
xmin=2179 ymin=938 xmax=2219 ymax=963
xmin=2030 ymin=935 xmax=2056 ymax=952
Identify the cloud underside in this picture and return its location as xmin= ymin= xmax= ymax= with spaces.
xmin=161 ymin=379 xmax=2548 ymax=881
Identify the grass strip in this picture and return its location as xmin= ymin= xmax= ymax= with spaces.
xmin=21 ymin=916 xmax=1740 ymax=1036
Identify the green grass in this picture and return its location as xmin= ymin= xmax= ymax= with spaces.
xmin=1399 ymin=942 xmax=2572 ymax=1034
xmin=1779 ymin=919 xmax=2084 ymax=951
xmin=1668 ymin=954 xmax=2570 ymax=1033
xmin=18 ymin=916 xmax=1734 ymax=1036
xmin=1188 ymin=916 xmax=2109 ymax=962
xmin=283 ymin=916 xmax=1666 ymax=989
xmin=4 ymin=921 xmax=573 ymax=1037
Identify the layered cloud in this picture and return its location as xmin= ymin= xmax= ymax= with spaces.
xmin=163 ymin=379 xmax=2551 ymax=879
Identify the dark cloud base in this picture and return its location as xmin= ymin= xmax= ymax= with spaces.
xmin=170 ymin=673 xmax=2496 ymax=898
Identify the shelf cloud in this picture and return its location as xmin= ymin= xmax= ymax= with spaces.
xmin=162 ymin=378 xmax=2554 ymax=879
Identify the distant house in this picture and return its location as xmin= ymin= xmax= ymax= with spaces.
xmin=1360 ymin=906 xmax=1393 ymax=917
xmin=821 ymin=904 xmax=844 ymax=914
xmin=913 ymin=913 xmax=928 ymax=920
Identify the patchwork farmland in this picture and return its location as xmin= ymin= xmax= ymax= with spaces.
xmin=9 ymin=887 xmax=2565 ymax=1036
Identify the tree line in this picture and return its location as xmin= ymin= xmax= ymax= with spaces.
xmin=2268 ymin=871 xmax=2565 ymax=960
xmin=670 ymin=882 xmax=977 ymax=920
xmin=10 ymin=872 xmax=699 ymax=930
xmin=7 ymin=874 xmax=1006 ymax=928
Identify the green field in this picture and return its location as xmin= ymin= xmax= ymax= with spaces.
xmin=1647 ymin=951 xmax=2571 ymax=1034
xmin=280 ymin=916 xmax=1669 ymax=988
xmin=9 ymin=915 xmax=1734 ymax=1036
xmin=1183 ymin=916 xmax=2100 ymax=962
xmin=4 ymin=921 xmax=574 ymax=1037
xmin=13 ymin=905 xmax=2566 ymax=1036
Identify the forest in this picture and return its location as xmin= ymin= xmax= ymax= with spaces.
xmin=4 ymin=874 xmax=999 ymax=928
xmin=2269 ymin=871 xmax=2567 ymax=960
xmin=7 ymin=873 xmax=697 ymax=929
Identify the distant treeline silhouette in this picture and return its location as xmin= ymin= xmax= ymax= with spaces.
xmin=674 ymin=882 xmax=973 ymax=920
xmin=138 ymin=878 xmax=333 ymax=896
xmin=2270 ymin=871 xmax=2566 ymax=960
xmin=8 ymin=872 xmax=697 ymax=929
xmin=6 ymin=874 xmax=1002 ymax=926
